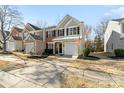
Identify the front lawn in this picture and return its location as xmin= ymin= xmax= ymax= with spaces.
xmin=0 ymin=60 xmax=26 ymax=72
xmin=61 ymin=74 xmax=124 ymax=88
xmin=70 ymin=59 xmax=124 ymax=76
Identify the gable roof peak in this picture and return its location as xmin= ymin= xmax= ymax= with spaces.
xmin=65 ymin=14 xmax=71 ymax=17
xmin=25 ymin=23 xmax=41 ymax=31
xmin=112 ymin=18 xmax=124 ymax=22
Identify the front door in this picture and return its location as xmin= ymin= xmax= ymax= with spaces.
xmin=55 ymin=42 xmax=62 ymax=54
xmin=59 ymin=43 xmax=62 ymax=54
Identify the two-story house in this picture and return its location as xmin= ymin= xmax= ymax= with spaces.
xmin=6 ymin=27 xmax=23 ymax=51
xmin=52 ymin=15 xmax=85 ymax=57
xmin=104 ymin=18 xmax=124 ymax=52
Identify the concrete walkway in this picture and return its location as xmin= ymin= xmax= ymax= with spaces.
xmin=0 ymin=55 xmax=26 ymax=64
xmin=0 ymin=55 xmax=124 ymax=88
xmin=0 ymin=70 xmax=43 ymax=88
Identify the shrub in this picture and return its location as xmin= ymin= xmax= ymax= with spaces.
xmin=44 ymin=49 xmax=53 ymax=55
xmin=114 ymin=49 xmax=124 ymax=57
xmin=89 ymin=47 xmax=95 ymax=52
xmin=83 ymin=48 xmax=90 ymax=57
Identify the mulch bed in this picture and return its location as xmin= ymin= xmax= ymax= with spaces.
xmin=27 ymin=55 xmax=48 ymax=59
xmin=0 ymin=51 xmax=12 ymax=54
xmin=79 ymin=56 xmax=100 ymax=60
xmin=109 ymin=56 xmax=124 ymax=59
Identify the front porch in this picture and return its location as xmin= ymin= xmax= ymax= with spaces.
xmin=53 ymin=42 xmax=64 ymax=55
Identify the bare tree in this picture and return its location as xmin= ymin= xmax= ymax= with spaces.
xmin=84 ymin=24 xmax=92 ymax=48
xmin=55 ymin=15 xmax=61 ymax=24
xmin=0 ymin=5 xmax=23 ymax=52
xmin=35 ymin=20 xmax=47 ymax=28
xmin=94 ymin=18 xmax=110 ymax=52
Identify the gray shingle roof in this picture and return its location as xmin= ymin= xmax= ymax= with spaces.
xmin=0 ymin=31 xmax=10 ymax=37
xmin=30 ymin=34 xmax=42 ymax=40
xmin=13 ymin=27 xmax=23 ymax=32
xmin=44 ymin=26 xmax=56 ymax=30
xmin=4 ymin=31 xmax=10 ymax=36
xmin=27 ymin=23 xmax=41 ymax=30
xmin=112 ymin=18 xmax=124 ymax=22
xmin=12 ymin=36 xmax=22 ymax=40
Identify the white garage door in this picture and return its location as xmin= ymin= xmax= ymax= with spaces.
xmin=8 ymin=41 xmax=15 ymax=51
xmin=64 ymin=42 xmax=78 ymax=56
xmin=25 ymin=43 xmax=34 ymax=54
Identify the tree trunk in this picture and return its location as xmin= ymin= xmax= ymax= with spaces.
xmin=1 ymin=21 xmax=7 ymax=52
xmin=3 ymin=40 xmax=6 ymax=52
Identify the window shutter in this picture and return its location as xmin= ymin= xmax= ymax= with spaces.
xmin=53 ymin=30 xmax=56 ymax=37
xmin=58 ymin=30 xmax=59 ymax=36
xmin=67 ymin=28 xmax=68 ymax=35
xmin=63 ymin=29 xmax=64 ymax=36
xmin=77 ymin=27 xmax=80 ymax=35
xmin=46 ymin=32 xmax=48 ymax=38
xmin=46 ymin=43 xmax=48 ymax=49
xmin=52 ymin=31 xmax=54 ymax=37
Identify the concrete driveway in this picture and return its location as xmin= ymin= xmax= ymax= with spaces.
xmin=0 ymin=55 xmax=124 ymax=88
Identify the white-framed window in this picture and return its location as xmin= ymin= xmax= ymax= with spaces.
xmin=48 ymin=43 xmax=53 ymax=49
xmin=47 ymin=30 xmax=55 ymax=37
xmin=58 ymin=29 xmax=64 ymax=36
xmin=48 ymin=31 xmax=53 ymax=37
xmin=68 ymin=27 xmax=79 ymax=36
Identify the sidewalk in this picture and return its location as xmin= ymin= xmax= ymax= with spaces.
xmin=0 ymin=70 xmax=42 ymax=88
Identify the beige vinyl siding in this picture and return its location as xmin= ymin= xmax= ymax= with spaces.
xmin=16 ymin=41 xmax=23 ymax=51
xmin=35 ymin=40 xmax=43 ymax=54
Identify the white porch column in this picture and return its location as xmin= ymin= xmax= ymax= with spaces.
xmin=64 ymin=27 xmax=66 ymax=37
xmin=62 ymin=42 xmax=64 ymax=54
xmin=57 ymin=43 xmax=59 ymax=54
xmin=53 ymin=42 xmax=55 ymax=54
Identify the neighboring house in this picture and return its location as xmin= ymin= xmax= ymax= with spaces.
xmin=23 ymin=23 xmax=44 ymax=54
xmin=104 ymin=18 xmax=124 ymax=52
xmin=6 ymin=27 xmax=23 ymax=51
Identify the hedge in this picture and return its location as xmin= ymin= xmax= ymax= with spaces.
xmin=44 ymin=49 xmax=53 ymax=55
xmin=114 ymin=48 xmax=124 ymax=57
xmin=83 ymin=48 xmax=90 ymax=57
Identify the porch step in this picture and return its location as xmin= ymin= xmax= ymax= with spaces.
xmin=72 ymin=56 xmax=78 ymax=59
